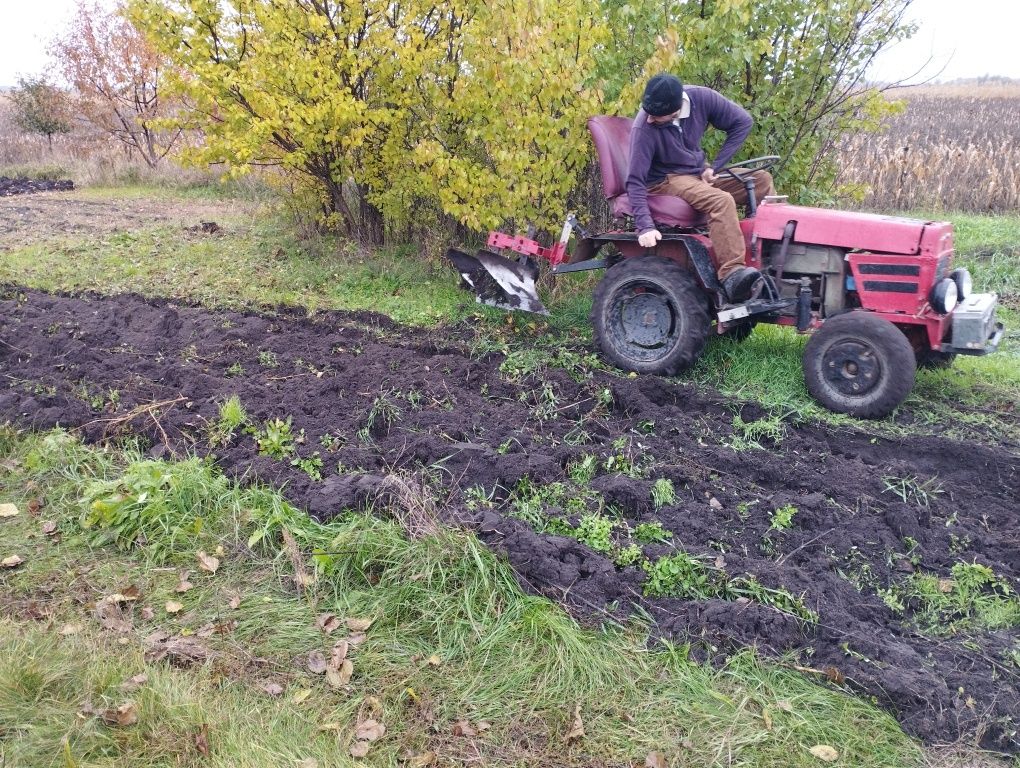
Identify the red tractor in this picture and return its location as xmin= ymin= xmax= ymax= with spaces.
xmin=448 ymin=116 xmax=1004 ymax=418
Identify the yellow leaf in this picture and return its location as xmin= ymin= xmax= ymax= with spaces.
xmin=165 ymin=601 xmax=184 ymax=614
xmin=0 ymin=503 xmax=20 ymax=517
xmin=808 ymin=745 xmax=839 ymax=762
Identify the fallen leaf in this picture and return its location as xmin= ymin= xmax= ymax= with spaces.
xmin=326 ymin=659 xmax=354 ymax=688
xmin=714 ymin=555 xmax=726 ymax=569
xmin=140 ymin=606 xmax=155 ymax=621
xmin=2 ymin=554 xmax=24 ymax=568
xmin=824 ymin=666 xmax=845 ymax=685
xmin=228 ymin=593 xmax=242 ymax=610
xmin=307 ymin=651 xmax=327 ymax=674
xmin=121 ymin=674 xmax=148 ymax=691
xmin=426 ymin=654 xmax=442 ymax=667
xmin=165 ymin=600 xmax=184 ymax=615
xmin=331 ymin=641 xmax=349 ymax=664
xmin=356 ymin=719 xmax=386 ymax=742
xmin=261 ymin=681 xmax=284 ymax=697
xmin=95 ymin=594 xmax=132 ymax=632
xmin=453 ymin=720 xmax=476 ymax=738
xmin=316 ymin=613 xmax=341 ymax=634
xmin=100 ymin=700 xmax=139 ymax=727
xmin=350 ymin=741 xmax=371 ymax=759
xmin=645 ymin=752 xmax=667 ymax=768
xmin=0 ymin=503 xmax=19 ymax=517
xmin=58 ymin=623 xmax=82 ymax=635
xmin=762 ymin=708 xmax=773 ymax=731
xmin=346 ymin=617 xmax=373 ymax=632
xmin=27 ymin=498 xmax=42 ymax=515
xmin=41 ymin=520 xmax=58 ymax=535
xmin=938 ymin=578 xmax=955 ymax=593
xmin=709 ymin=497 xmax=723 ymax=510
xmin=194 ymin=724 xmax=210 ymax=756
xmin=175 ymin=570 xmax=194 ymax=593
xmin=292 ymin=688 xmax=313 ymax=704
xmin=347 ymin=632 xmax=368 ymax=647
xmin=296 ymin=759 xmax=317 ymax=768
xmin=564 ymin=704 xmax=585 ymax=743
xmin=197 ymin=551 xmax=220 ymax=574
xmin=808 ymin=745 xmax=839 ymax=762
xmin=121 ymin=585 xmax=141 ymax=601
xmin=196 ymin=623 xmax=216 ymax=638
xmin=476 ymin=721 xmax=491 ymax=733
xmin=402 ymin=752 xmax=437 ymax=767
xmin=776 ymin=700 xmax=794 ymax=713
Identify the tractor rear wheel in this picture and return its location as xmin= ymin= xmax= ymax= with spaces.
xmin=591 ymin=255 xmax=710 ymax=375
xmin=802 ymin=312 xmax=916 ymax=418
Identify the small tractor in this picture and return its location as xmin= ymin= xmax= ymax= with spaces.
xmin=448 ymin=116 xmax=1004 ymax=418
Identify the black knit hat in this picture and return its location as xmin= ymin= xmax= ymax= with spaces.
xmin=642 ymin=73 xmax=684 ymax=117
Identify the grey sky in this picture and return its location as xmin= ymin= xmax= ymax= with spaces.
xmin=1 ymin=0 xmax=1017 ymax=88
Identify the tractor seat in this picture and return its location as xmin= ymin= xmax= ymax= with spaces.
xmin=587 ymin=115 xmax=705 ymax=229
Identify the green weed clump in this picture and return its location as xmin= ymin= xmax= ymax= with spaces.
xmin=650 ymin=478 xmax=676 ymax=510
xmin=209 ymin=395 xmax=249 ymax=447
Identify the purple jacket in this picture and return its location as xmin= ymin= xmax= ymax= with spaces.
xmin=626 ymin=85 xmax=753 ymax=234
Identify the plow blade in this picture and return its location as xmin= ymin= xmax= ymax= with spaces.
xmin=446 ymin=248 xmax=548 ymax=315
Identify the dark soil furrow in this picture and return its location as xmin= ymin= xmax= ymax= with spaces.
xmin=1 ymin=287 xmax=1017 ymax=751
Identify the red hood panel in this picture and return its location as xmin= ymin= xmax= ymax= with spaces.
xmin=753 ymin=203 xmax=944 ymax=255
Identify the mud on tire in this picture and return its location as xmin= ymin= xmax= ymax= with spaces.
xmin=803 ymin=312 xmax=916 ymax=418
xmin=591 ymin=255 xmax=710 ymax=375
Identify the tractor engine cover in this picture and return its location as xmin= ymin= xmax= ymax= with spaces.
xmin=764 ymin=242 xmax=847 ymax=317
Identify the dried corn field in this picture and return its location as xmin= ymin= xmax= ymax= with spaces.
xmin=836 ymin=81 xmax=1020 ymax=212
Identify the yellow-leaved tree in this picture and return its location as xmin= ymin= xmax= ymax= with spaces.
xmin=128 ymin=0 xmax=604 ymax=240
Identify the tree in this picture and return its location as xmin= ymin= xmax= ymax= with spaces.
xmin=51 ymin=1 xmax=181 ymax=168
xmin=128 ymin=0 xmax=605 ymax=240
xmin=8 ymin=76 xmax=72 ymax=149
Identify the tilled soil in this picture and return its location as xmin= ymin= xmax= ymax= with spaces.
xmin=0 ymin=177 xmax=74 ymax=197
xmin=1 ymin=287 xmax=1017 ymax=751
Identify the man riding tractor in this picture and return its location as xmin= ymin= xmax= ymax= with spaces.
xmin=628 ymin=73 xmax=772 ymax=303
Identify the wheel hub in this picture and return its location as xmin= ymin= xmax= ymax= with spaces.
xmin=608 ymin=282 xmax=681 ymax=363
xmin=822 ymin=340 xmax=881 ymax=396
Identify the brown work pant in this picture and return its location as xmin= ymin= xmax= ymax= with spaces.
xmin=648 ymin=170 xmax=775 ymax=280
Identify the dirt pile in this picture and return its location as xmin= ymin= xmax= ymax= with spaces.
xmin=1 ymin=287 xmax=1017 ymax=751
xmin=0 ymin=177 xmax=74 ymax=197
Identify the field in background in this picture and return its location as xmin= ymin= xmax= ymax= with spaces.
xmin=836 ymin=80 xmax=1020 ymax=213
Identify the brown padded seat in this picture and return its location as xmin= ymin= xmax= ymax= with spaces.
xmin=587 ymin=115 xmax=705 ymax=228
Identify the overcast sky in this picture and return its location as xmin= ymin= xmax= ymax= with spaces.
xmin=1 ymin=0 xmax=1017 ymax=88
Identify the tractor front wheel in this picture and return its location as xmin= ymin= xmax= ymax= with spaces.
xmin=591 ymin=255 xmax=710 ymax=375
xmin=802 ymin=312 xmax=916 ymax=418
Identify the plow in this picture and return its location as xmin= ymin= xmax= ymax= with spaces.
xmin=448 ymin=115 xmax=1004 ymax=418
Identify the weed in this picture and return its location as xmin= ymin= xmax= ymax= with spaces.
xmin=253 ymin=417 xmax=296 ymax=460
xmin=769 ymin=504 xmax=798 ymax=531
xmin=575 ymin=513 xmax=615 ymax=554
xmin=365 ymin=389 xmax=401 ymax=436
xmin=464 ymin=484 xmax=497 ymax=510
xmin=651 ymin=478 xmax=676 ymax=510
xmin=891 ymin=561 xmax=1020 ymax=634
xmin=634 ymin=521 xmax=673 ymax=544
xmin=318 ymin=431 xmax=345 ymax=452
xmin=226 ymin=361 xmax=245 ymax=377
xmin=881 ymin=474 xmax=944 ymax=509
xmin=257 ymin=349 xmax=278 ymax=368
xmin=567 ymin=454 xmax=598 ymax=484
xmin=603 ymin=436 xmax=648 ymax=478
xmin=725 ymin=411 xmax=788 ymax=451
xmin=643 ymin=552 xmax=722 ymax=599
xmin=209 ymin=395 xmax=249 ymax=447
xmin=614 ymin=543 xmax=643 ymax=568
xmin=291 ymin=452 xmax=323 ymax=480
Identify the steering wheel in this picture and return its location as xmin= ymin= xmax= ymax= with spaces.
xmin=716 ymin=155 xmax=781 ymax=182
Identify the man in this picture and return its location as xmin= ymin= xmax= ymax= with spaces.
xmin=626 ymin=73 xmax=775 ymax=302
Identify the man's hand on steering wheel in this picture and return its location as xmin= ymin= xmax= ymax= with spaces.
xmin=700 ymin=167 xmax=716 ymax=184
xmin=715 ymin=155 xmax=781 ymax=183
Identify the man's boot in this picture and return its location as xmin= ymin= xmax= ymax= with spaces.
xmin=721 ymin=266 xmax=763 ymax=303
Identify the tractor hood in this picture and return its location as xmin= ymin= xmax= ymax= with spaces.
xmin=753 ymin=201 xmax=952 ymax=256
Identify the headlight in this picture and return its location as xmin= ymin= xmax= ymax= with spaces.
xmin=930 ymin=278 xmax=958 ymax=314
xmin=950 ymin=268 xmax=972 ymax=300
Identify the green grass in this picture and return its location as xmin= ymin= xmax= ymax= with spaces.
xmin=0 ymin=426 xmax=930 ymax=767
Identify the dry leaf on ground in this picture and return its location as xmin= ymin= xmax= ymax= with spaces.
xmin=292 ymin=688 xmax=313 ymax=704
xmin=58 ymin=623 xmax=82 ymax=635
xmin=565 ymin=704 xmax=585 ymax=742
xmin=41 ymin=520 xmax=58 ymax=535
xmin=2 ymin=554 xmax=24 ymax=568
xmin=808 ymin=745 xmax=840 ymax=762
xmin=326 ymin=658 xmax=354 ymax=688
xmin=194 ymin=725 xmax=210 ymax=756
xmin=261 ymin=681 xmax=284 ymax=697
xmin=228 ymin=593 xmax=241 ymax=610
xmin=402 ymin=752 xmax=437 ymax=767
xmin=645 ymin=752 xmax=667 ymax=768
xmin=95 ymin=594 xmax=133 ymax=632
xmin=165 ymin=600 xmax=184 ymax=615
xmin=307 ymin=651 xmax=327 ymax=674
xmin=100 ymin=700 xmax=139 ymax=727
xmin=350 ymin=741 xmax=371 ymax=759
xmin=355 ymin=719 xmax=385 ymax=742
xmin=120 ymin=674 xmax=148 ymax=691
xmin=0 ymin=503 xmax=20 ymax=517
xmin=175 ymin=570 xmax=194 ymax=593
xmin=316 ymin=613 xmax=341 ymax=634
xmin=346 ymin=617 xmax=373 ymax=632
xmin=197 ymin=550 xmax=220 ymax=574
xmin=347 ymin=632 xmax=367 ymax=647
xmin=452 ymin=720 xmax=476 ymax=738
